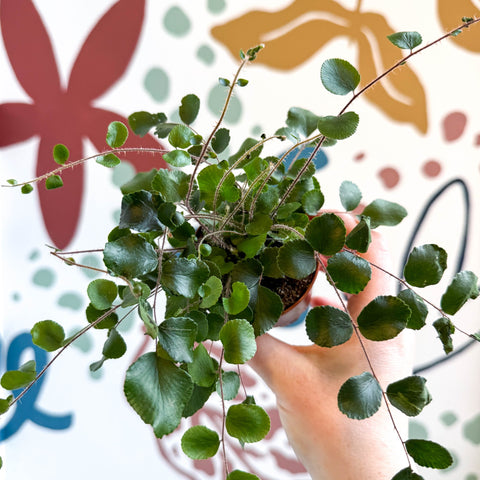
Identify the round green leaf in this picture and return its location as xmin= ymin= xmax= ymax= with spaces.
xmin=0 ymin=396 xmax=13 ymax=415
xmin=1 ymin=360 xmax=36 ymax=391
xmin=259 ymin=247 xmax=283 ymax=278
xmin=187 ymin=343 xmax=218 ymax=387
xmin=161 ymin=258 xmax=209 ymax=299
xmin=168 ymin=124 xmax=194 ymax=149
xmin=226 ymin=403 xmax=270 ymax=443
xmin=216 ymin=371 xmax=240 ymax=401
xmin=223 ymin=282 xmax=250 ymax=315
xmin=106 ymin=121 xmax=128 ymax=148
xmin=86 ymin=304 xmax=118 ymax=329
xmin=386 ymin=376 xmax=432 ymax=417
xmin=21 ymin=184 xmax=34 ymax=194
xmin=237 ymin=234 xmax=267 ymax=259
xmin=30 ymin=320 xmax=65 ymax=352
xmin=163 ymin=149 xmax=191 ymax=167
xmin=181 ymin=425 xmax=220 ymax=460
xmin=302 ymin=188 xmax=325 ymax=216
xmin=128 ymin=111 xmax=165 ymax=137
xmin=96 ymin=153 xmax=121 ymax=168
xmin=45 ymin=175 xmax=63 ymax=189
xmin=119 ymin=190 xmax=164 ymax=232
xmin=305 ymin=213 xmax=346 ymax=255
xmin=391 ymin=467 xmax=424 ymax=480
xmin=433 ymin=317 xmax=455 ymax=354
xmin=199 ymin=275 xmax=223 ymax=308
xmin=87 ymin=279 xmax=118 ymax=310
xmin=320 ymin=58 xmax=361 ymax=95
xmin=220 ymin=318 xmax=257 ymax=364
xmin=124 ymin=353 xmax=194 ymax=438
xmin=253 ymin=286 xmax=283 ymax=336
xmin=398 ymin=289 xmax=428 ymax=330
xmin=53 ymin=144 xmax=69 ymax=165
xmin=286 ymin=107 xmax=321 ymax=137
xmin=227 ymin=471 xmax=260 ymax=480
xmin=158 ymin=317 xmax=198 ymax=363
xmin=440 ymin=270 xmax=479 ymax=315
xmin=245 ymin=213 xmax=273 ymax=235
xmin=317 ymin=112 xmax=359 ymax=140
xmin=405 ymin=439 xmax=453 ymax=469
xmin=212 ymin=127 xmax=230 ymax=153
xmin=278 ymin=240 xmax=316 ymax=280
xmin=345 ymin=216 xmax=371 ymax=253
xmin=403 ymin=244 xmax=447 ymax=288
xmin=179 ymin=94 xmax=200 ymax=125
xmin=327 ymin=251 xmax=371 ymax=294
xmin=338 ymin=371 xmax=382 ymax=419
xmin=339 ymin=180 xmax=362 ymax=211
xmin=361 ymin=199 xmax=407 ymax=228
xmin=102 ymin=329 xmax=127 ymax=359
xmin=387 ymin=31 xmax=423 ymax=50
xmin=306 ymin=306 xmax=353 ymax=347
xmin=357 ymin=295 xmax=410 ymax=341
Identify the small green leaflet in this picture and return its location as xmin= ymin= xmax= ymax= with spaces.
xmin=317 ymin=112 xmax=359 ymax=140
xmin=320 ymin=58 xmax=360 ymax=95
xmin=405 ymin=439 xmax=453 ymax=469
xmin=53 ymin=144 xmax=69 ymax=165
xmin=181 ymin=425 xmax=219 ymax=459
xmin=387 ymin=31 xmax=423 ymax=50
xmin=338 ymin=371 xmax=382 ymax=419
xmin=106 ymin=121 xmax=128 ymax=148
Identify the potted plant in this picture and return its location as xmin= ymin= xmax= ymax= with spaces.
xmin=1 ymin=18 xmax=479 ymax=480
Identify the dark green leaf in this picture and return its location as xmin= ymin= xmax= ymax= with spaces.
xmin=197 ymin=164 xmax=240 ymax=209
xmin=87 ymin=279 xmax=118 ymax=310
xmin=276 ymin=202 xmax=301 ymax=219
xmin=187 ymin=343 xmax=218 ymax=387
xmin=357 ymin=295 xmax=410 ymax=341
xmin=53 ymin=144 xmax=69 ymax=165
xmin=226 ymin=403 xmax=270 ymax=443
xmin=0 ymin=396 xmax=13 ymax=415
xmin=120 ymin=168 xmax=158 ymax=194
xmin=259 ymin=247 xmax=283 ymax=278
xmin=212 ymin=127 xmax=230 ymax=154
xmin=154 ymin=122 xmax=178 ymax=139
xmin=1 ymin=360 xmax=36 ymax=390
xmin=21 ymin=184 xmax=34 ymax=194
xmin=236 ymin=78 xmax=249 ymax=87
xmin=184 ymin=310 xmax=208 ymax=342
xmin=338 ymin=371 xmax=382 ymax=419
xmin=391 ymin=467 xmax=424 ymax=480
xmin=45 ymin=175 xmax=63 ymax=189
xmin=119 ymin=190 xmax=163 ymax=232
xmin=386 ymin=376 xmax=432 ymax=417
xmin=405 ymin=439 xmax=453 ymax=469
xmin=163 ymin=149 xmax=191 ymax=167
xmin=161 ymin=258 xmax=209 ymax=298
xmin=317 ymin=112 xmax=359 ymax=140
xmin=387 ymin=31 xmax=423 ymax=50
xmin=237 ymin=234 xmax=267 ymax=259
xmin=128 ymin=111 xmax=165 ymax=137
xmin=181 ymin=425 xmax=219 ymax=459
xmin=106 ymin=121 xmax=128 ymax=148
xmin=152 ymin=169 xmax=190 ymax=203
xmin=220 ymin=319 xmax=257 ymax=364
xmin=361 ymin=199 xmax=407 ymax=228
xmin=253 ymin=286 xmax=283 ymax=336
xmin=278 ymin=240 xmax=316 ymax=280
xmin=158 ymin=317 xmax=198 ymax=363
xmin=227 ymin=471 xmax=260 ymax=480
xmin=168 ymin=125 xmax=194 ymax=149
xmin=305 ymin=213 xmax=346 ymax=255
xmin=403 ymin=244 xmax=447 ymax=288
xmin=306 ymin=306 xmax=353 ymax=347
xmin=440 ymin=270 xmax=479 ymax=315
xmin=346 ymin=216 xmax=371 ymax=253
xmin=327 ymin=251 xmax=371 ymax=294
xmin=30 ymin=320 xmax=65 ymax=352
xmin=216 ymin=371 xmax=240 ymax=400
xmin=433 ymin=317 xmax=455 ymax=354
xmin=96 ymin=153 xmax=121 ymax=168
xmin=199 ymin=275 xmax=223 ymax=308
xmin=138 ymin=298 xmax=158 ymax=339
xmin=218 ymin=77 xmax=230 ymax=86
xmin=302 ymin=189 xmax=325 ymax=216
xmin=398 ymin=290 xmax=428 ymax=330
xmin=286 ymin=107 xmax=320 ymax=137
xmin=245 ymin=213 xmax=272 ymax=235
xmin=86 ymin=304 xmax=118 ymax=329
xmin=320 ymin=58 xmax=361 ymax=95
xmin=157 ymin=202 xmax=184 ymax=229
xmin=179 ymin=94 xmax=200 ymax=124
xmin=182 ymin=384 xmax=215 ymax=417
xmin=102 ymin=329 xmax=126 ymax=359
xmin=340 ymin=180 xmax=362 ymax=211
xmin=124 ymin=353 xmax=194 ymax=438
xmin=103 ymin=234 xmax=158 ymax=279
xmin=223 ymin=282 xmax=250 ymax=315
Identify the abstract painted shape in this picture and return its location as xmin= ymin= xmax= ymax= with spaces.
xmin=442 ymin=111 xmax=467 ymax=142
xmin=463 ymin=413 xmax=480 ymax=445
xmin=163 ymin=6 xmax=191 ymax=36
xmin=422 ymin=160 xmax=442 ymax=177
xmin=378 ymin=166 xmax=400 ymax=188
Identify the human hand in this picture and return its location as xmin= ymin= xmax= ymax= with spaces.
xmin=248 ymin=214 xmax=414 ymax=480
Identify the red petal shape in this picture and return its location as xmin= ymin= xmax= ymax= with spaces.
xmin=0 ymin=103 xmax=38 ymax=146
xmin=0 ymin=0 xmax=61 ymax=101
xmin=86 ymin=107 xmax=168 ymax=173
xmin=37 ymin=135 xmax=83 ymax=249
xmin=68 ymin=0 xmax=145 ymax=101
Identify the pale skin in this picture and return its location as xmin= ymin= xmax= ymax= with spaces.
xmin=248 ymin=214 xmax=414 ymax=480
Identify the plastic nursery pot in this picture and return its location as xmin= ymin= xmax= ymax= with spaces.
xmin=275 ymin=261 xmax=321 ymax=327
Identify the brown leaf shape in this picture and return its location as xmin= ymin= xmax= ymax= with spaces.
xmin=353 ymin=12 xmax=427 ymax=133
xmin=438 ymin=0 xmax=480 ymax=52
xmin=211 ymin=0 xmax=351 ymax=70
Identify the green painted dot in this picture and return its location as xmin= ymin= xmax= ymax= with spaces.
xmin=207 ymin=84 xmax=242 ymax=124
xmin=144 ymin=67 xmax=170 ymax=102
xmin=116 ymin=308 xmax=136 ymax=333
xmin=11 ymin=292 xmax=21 ymax=302
xmin=440 ymin=411 xmax=458 ymax=426
xmin=466 ymin=474 xmax=478 ymax=480
xmin=251 ymin=125 xmax=263 ymax=136
xmin=89 ymin=368 xmax=103 ymax=380
xmin=197 ymin=44 xmax=215 ymax=65
xmin=32 ymin=268 xmax=55 ymax=288
xmin=112 ymin=161 xmax=135 ymax=187
xmin=207 ymin=0 xmax=226 ymax=13
xmin=80 ymin=254 xmax=102 ymax=279
xmin=67 ymin=328 xmax=93 ymax=353
xmin=163 ymin=6 xmax=191 ymax=37
xmin=409 ymin=420 xmax=428 ymax=440
xmin=29 ymin=249 xmax=40 ymax=261
xmin=58 ymin=292 xmax=83 ymax=311
xmin=463 ymin=413 xmax=480 ymax=445
xmin=112 ymin=209 xmax=120 ymax=224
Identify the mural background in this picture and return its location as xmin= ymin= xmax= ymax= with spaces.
xmin=0 ymin=0 xmax=479 ymax=478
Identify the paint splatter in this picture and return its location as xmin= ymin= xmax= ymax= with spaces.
xmin=378 ymin=167 xmax=400 ymax=188
xmin=465 ymin=474 xmax=478 ymax=480
xmin=422 ymin=160 xmax=442 ymax=177
xmin=409 ymin=420 xmax=428 ymax=439
xmin=208 ymin=84 xmax=242 ymax=124
xmin=463 ymin=413 xmax=480 ymax=445
xmin=197 ymin=45 xmax=215 ymax=65
xmin=58 ymin=292 xmax=83 ymax=310
xmin=442 ymin=111 xmax=467 ymax=142
xmin=354 ymin=152 xmax=365 ymax=162
xmin=67 ymin=327 xmax=93 ymax=353
xmin=112 ymin=162 xmax=135 ymax=187
xmin=207 ymin=0 xmax=226 ymax=14
xmin=144 ymin=67 xmax=170 ymax=102
xmin=32 ymin=268 xmax=56 ymax=288
xmin=163 ymin=6 xmax=191 ymax=37
xmin=440 ymin=411 xmax=458 ymax=426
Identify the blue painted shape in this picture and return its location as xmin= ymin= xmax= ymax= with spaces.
xmin=0 ymin=332 xmax=73 ymax=442
xmin=282 ymin=146 xmax=328 ymax=171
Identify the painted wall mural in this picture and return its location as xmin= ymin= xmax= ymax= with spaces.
xmin=0 ymin=1 xmax=479 ymax=479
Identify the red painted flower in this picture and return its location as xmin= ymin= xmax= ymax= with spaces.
xmin=0 ymin=0 xmax=167 ymax=248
